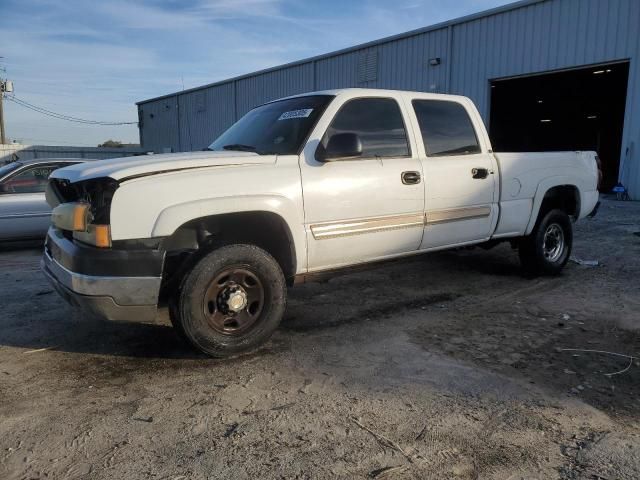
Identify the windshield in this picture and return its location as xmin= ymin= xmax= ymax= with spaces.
xmin=0 ymin=162 xmax=23 ymax=180
xmin=209 ymin=95 xmax=334 ymax=155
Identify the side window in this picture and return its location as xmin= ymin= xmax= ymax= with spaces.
xmin=324 ymin=98 xmax=410 ymax=158
xmin=412 ymin=100 xmax=481 ymax=156
xmin=0 ymin=164 xmax=58 ymax=194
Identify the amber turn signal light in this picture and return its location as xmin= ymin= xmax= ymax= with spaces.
xmin=93 ymin=225 xmax=112 ymax=248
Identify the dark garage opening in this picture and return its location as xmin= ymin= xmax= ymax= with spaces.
xmin=489 ymin=62 xmax=629 ymax=191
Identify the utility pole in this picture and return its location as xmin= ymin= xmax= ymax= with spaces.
xmin=0 ymin=77 xmax=14 ymax=145
xmin=0 ymin=87 xmax=5 ymax=144
xmin=0 ymin=56 xmax=8 ymax=144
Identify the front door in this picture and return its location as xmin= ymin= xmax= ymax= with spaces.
xmin=300 ymin=95 xmax=424 ymax=271
xmin=407 ymin=98 xmax=498 ymax=249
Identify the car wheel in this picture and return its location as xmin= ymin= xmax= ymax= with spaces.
xmin=519 ymin=209 xmax=573 ymax=276
xmin=176 ymin=244 xmax=286 ymax=357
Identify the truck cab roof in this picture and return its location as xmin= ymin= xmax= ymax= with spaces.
xmin=280 ymin=87 xmax=471 ymax=103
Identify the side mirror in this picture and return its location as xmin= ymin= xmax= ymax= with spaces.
xmin=317 ymin=133 xmax=363 ymax=161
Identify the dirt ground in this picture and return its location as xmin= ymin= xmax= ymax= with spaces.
xmin=1 ymin=197 xmax=639 ymax=480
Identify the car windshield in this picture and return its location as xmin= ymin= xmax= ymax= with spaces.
xmin=208 ymin=95 xmax=334 ymax=155
xmin=0 ymin=162 xmax=23 ymax=179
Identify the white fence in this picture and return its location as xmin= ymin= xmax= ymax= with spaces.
xmin=1 ymin=144 xmax=146 ymax=164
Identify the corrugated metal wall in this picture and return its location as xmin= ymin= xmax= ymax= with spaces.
xmin=137 ymin=0 xmax=640 ymax=198
xmin=0 ymin=144 xmax=144 ymax=163
xmin=448 ymin=0 xmax=639 ymax=118
xmin=138 ymin=97 xmax=179 ymax=153
xmin=177 ymin=82 xmax=235 ymax=152
xmin=235 ymin=63 xmax=315 ymax=117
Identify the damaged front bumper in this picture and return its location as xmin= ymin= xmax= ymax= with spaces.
xmin=41 ymin=228 xmax=163 ymax=322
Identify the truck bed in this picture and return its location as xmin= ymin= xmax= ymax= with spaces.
xmin=492 ymin=151 xmax=599 ymax=238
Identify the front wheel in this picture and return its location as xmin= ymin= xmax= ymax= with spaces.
xmin=175 ymin=244 xmax=286 ymax=358
xmin=519 ymin=209 xmax=573 ymax=276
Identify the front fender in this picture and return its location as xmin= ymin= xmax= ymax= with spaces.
xmin=151 ymin=195 xmax=307 ymax=272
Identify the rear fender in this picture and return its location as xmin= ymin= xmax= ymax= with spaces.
xmin=525 ymin=177 xmax=579 ymax=235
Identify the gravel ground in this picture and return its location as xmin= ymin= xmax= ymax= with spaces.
xmin=1 ymin=198 xmax=639 ymax=480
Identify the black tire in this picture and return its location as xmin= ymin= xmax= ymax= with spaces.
xmin=175 ymin=244 xmax=286 ymax=358
xmin=519 ymin=209 xmax=573 ymax=276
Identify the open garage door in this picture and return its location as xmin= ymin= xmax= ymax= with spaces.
xmin=489 ymin=62 xmax=629 ymax=191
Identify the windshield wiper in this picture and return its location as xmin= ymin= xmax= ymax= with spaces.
xmin=222 ymin=144 xmax=258 ymax=152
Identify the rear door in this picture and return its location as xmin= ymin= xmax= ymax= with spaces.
xmin=300 ymin=95 xmax=424 ymax=271
xmin=407 ymin=98 xmax=498 ymax=249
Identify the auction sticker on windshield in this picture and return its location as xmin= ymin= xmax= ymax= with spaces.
xmin=278 ymin=109 xmax=313 ymax=120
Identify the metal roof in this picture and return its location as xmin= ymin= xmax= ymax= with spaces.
xmin=136 ymin=0 xmax=547 ymax=105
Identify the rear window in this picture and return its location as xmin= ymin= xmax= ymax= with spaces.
xmin=412 ymin=100 xmax=481 ymax=156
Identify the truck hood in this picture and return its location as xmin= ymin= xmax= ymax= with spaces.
xmin=50 ymin=150 xmax=276 ymax=183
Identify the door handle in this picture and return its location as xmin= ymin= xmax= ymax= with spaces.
xmin=471 ymin=167 xmax=490 ymax=179
xmin=401 ymin=171 xmax=421 ymax=185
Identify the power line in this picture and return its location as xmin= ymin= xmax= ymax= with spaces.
xmin=6 ymin=95 xmax=137 ymax=125
xmin=4 ymin=95 xmax=138 ymax=126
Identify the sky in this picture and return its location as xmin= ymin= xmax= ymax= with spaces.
xmin=0 ymin=0 xmax=514 ymax=147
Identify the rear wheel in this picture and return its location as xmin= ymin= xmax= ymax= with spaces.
xmin=519 ymin=209 xmax=572 ymax=276
xmin=175 ymin=244 xmax=286 ymax=357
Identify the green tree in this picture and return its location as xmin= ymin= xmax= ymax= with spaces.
xmin=98 ymin=140 xmax=123 ymax=148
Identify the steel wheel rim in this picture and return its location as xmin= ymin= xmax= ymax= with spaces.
xmin=202 ymin=266 xmax=265 ymax=336
xmin=543 ymin=223 xmax=565 ymax=263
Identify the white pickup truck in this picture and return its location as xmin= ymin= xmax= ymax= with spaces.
xmin=42 ymin=88 xmax=600 ymax=357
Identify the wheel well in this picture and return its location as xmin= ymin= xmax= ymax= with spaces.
xmin=159 ymin=211 xmax=297 ymax=301
xmin=538 ymin=185 xmax=580 ymax=220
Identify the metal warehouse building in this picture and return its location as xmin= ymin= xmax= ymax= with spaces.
xmin=137 ymin=0 xmax=640 ymax=198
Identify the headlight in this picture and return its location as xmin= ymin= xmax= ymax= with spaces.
xmin=51 ymin=202 xmax=91 ymax=231
xmin=49 ymin=178 xmax=117 ymax=248
xmin=51 ymin=201 xmax=112 ymax=248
